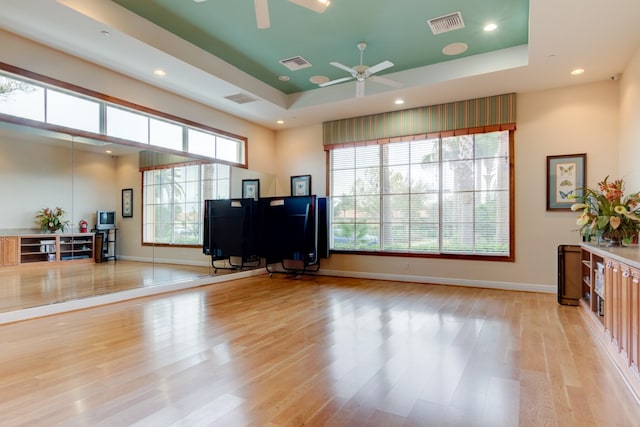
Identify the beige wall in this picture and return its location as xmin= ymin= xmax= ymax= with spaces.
xmin=274 ymin=124 xmax=326 ymax=196
xmin=619 ymin=46 xmax=640 ymax=190
xmin=0 ymin=138 xmax=117 ymax=231
xmin=277 ymin=81 xmax=622 ymax=291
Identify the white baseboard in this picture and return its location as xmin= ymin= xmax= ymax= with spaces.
xmin=315 ymin=268 xmax=557 ymax=294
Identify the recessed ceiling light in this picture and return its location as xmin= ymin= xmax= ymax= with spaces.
xmin=153 ymin=69 xmax=166 ymax=77
xmin=484 ymin=23 xmax=498 ymax=32
xmin=442 ymin=42 xmax=468 ymax=56
xmin=105 ymin=150 xmax=113 ymax=154
xmin=394 ymin=99 xmax=405 ymax=105
xmin=571 ymin=68 xmax=585 ymax=76
xmin=309 ymin=75 xmax=330 ymax=85
xmin=276 ymin=120 xmax=284 ymax=124
xmin=278 ymin=75 xmax=290 ymax=81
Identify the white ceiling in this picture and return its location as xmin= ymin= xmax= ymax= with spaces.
xmin=1 ymin=0 xmax=640 ymax=130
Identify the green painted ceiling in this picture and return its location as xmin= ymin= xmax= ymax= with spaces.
xmin=112 ymin=0 xmax=529 ymax=94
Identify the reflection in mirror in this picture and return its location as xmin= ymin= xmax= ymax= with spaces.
xmin=0 ymin=122 xmax=275 ymax=318
xmin=231 ymin=166 xmax=276 ymax=199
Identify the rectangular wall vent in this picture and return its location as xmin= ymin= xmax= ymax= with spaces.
xmin=428 ymin=11 xmax=465 ymax=35
xmin=279 ymin=56 xmax=312 ymax=71
xmin=224 ymin=93 xmax=258 ymax=104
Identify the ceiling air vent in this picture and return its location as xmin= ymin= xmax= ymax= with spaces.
xmin=224 ymin=93 xmax=258 ymax=104
xmin=428 ymin=11 xmax=465 ymax=35
xmin=279 ymin=56 xmax=312 ymax=71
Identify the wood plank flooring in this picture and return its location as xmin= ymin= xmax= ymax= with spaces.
xmin=0 ymin=260 xmax=228 ymax=314
xmin=1 ymin=274 xmax=640 ymax=426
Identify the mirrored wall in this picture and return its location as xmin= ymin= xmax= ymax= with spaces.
xmin=0 ymin=122 xmax=276 ymax=315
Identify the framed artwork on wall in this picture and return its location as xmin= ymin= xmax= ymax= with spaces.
xmin=291 ymin=175 xmax=311 ymax=196
xmin=242 ymin=179 xmax=260 ymax=201
xmin=122 ymin=188 xmax=133 ymax=217
xmin=546 ymin=153 xmax=586 ymax=210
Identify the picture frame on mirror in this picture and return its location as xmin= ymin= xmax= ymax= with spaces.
xmin=242 ymin=179 xmax=260 ymax=201
xmin=291 ymin=175 xmax=311 ymax=196
xmin=122 ymin=188 xmax=133 ymax=218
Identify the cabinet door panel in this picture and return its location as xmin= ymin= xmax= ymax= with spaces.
xmin=631 ymin=269 xmax=640 ymax=374
xmin=1 ymin=237 xmax=19 ymax=266
xmin=621 ymin=266 xmax=632 ymax=361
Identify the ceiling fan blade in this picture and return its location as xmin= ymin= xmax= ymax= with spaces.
xmin=369 ymin=75 xmax=403 ymax=88
xmin=288 ymin=0 xmax=330 ymax=13
xmin=356 ymin=81 xmax=365 ymax=98
xmin=255 ymin=0 xmax=270 ymax=29
xmin=329 ymin=61 xmax=357 ymax=76
xmin=319 ymin=76 xmax=354 ymax=87
xmin=367 ymin=60 xmax=394 ymax=76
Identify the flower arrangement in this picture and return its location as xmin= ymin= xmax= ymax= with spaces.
xmin=36 ymin=207 xmax=70 ymax=233
xmin=570 ymin=176 xmax=640 ymax=245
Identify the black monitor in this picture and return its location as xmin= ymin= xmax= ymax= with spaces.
xmin=258 ymin=195 xmax=317 ymax=264
xmin=203 ymin=199 xmax=257 ymax=261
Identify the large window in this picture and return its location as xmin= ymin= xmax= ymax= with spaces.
xmin=143 ymin=163 xmax=230 ymax=245
xmin=330 ymin=130 xmax=512 ymax=258
xmin=0 ymin=69 xmax=247 ymax=167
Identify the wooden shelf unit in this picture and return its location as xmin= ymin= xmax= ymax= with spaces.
xmin=581 ymin=248 xmax=605 ymax=322
xmin=17 ymin=234 xmax=95 ymax=266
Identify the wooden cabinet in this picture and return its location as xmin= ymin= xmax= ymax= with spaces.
xmin=0 ymin=234 xmax=95 ymax=268
xmin=0 ymin=236 xmax=19 ymax=266
xmin=581 ymin=244 xmax=640 ymax=399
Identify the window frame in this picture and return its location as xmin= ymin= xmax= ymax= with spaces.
xmin=141 ymin=162 xmax=231 ymax=247
xmin=327 ymin=130 xmax=515 ymax=262
xmin=0 ymin=62 xmax=248 ymax=168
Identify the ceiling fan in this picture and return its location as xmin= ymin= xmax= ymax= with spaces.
xmin=194 ymin=0 xmax=330 ymax=29
xmin=319 ymin=42 xmax=403 ymax=98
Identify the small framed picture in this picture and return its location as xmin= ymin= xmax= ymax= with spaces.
xmin=291 ymin=175 xmax=312 ymax=196
xmin=122 ymin=188 xmax=133 ymax=217
xmin=242 ymin=179 xmax=260 ymax=201
xmin=546 ymin=153 xmax=586 ymax=210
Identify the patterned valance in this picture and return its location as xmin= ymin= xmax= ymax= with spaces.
xmin=323 ymin=93 xmax=516 ymax=149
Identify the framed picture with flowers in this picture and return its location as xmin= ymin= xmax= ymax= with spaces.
xmin=547 ymin=153 xmax=586 ymax=210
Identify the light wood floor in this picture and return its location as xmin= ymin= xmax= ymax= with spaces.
xmin=0 ymin=260 xmax=236 ymax=314
xmin=2 ymin=274 xmax=640 ymax=426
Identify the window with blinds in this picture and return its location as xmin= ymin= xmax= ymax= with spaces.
xmin=330 ymin=130 xmax=512 ymax=258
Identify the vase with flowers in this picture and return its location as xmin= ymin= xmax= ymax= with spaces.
xmin=571 ymin=176 xmax=640 ymax=245
xmin=570 ymin=176 xmax=640 ymax=246
xmin=36 ymin=207 xmax=70 ymax=233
